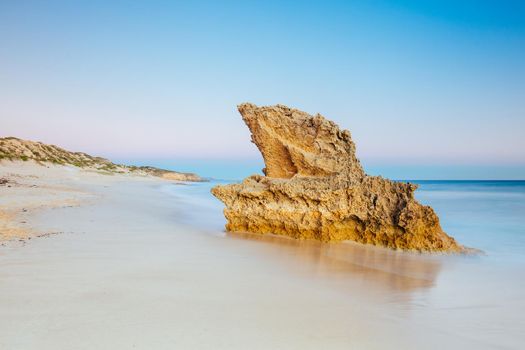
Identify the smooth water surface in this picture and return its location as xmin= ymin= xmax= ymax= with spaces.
xmin=413 ymin=180 xmax=525 ymax=263
xmin=165 ymin=179 xmax=525 ymax=349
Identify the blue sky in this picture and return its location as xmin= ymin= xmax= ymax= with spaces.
xmin=1 ymin=0 xmax=524 ymax=179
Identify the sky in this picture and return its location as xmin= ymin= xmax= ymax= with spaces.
xmin=1 ymin=0 xmax=524 ymax=179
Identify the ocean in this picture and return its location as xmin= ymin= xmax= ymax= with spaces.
xmin=413 ymin=180 xmax=525 ymax=262
xmin=163 ymin=178 xmax=525 ymax=348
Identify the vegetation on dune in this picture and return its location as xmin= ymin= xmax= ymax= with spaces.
xmin=0 ymin=137 xmax=205 ymax=182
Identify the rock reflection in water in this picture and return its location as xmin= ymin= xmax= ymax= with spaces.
xmin=227 ymin=231 xmax=443 ymax=297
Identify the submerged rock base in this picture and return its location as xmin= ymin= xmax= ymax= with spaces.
xmin=212 ymin=103 xmax=463 ymax=252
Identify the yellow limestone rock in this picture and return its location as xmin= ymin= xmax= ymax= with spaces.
xmin=211 ymin=103 xmax=463 ymax=252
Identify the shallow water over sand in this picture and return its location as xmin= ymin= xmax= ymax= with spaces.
xmin=168 ymin=180 xmax=525 ymax=349
xmin=0 ymin=178 xmax=524 ymax=349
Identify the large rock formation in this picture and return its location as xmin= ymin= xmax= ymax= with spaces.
xmin=211 ymin=103 xmax=463 ymax=252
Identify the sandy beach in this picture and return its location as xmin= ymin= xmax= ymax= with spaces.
xmin=0 ymin=161 xmax=523 ymax=349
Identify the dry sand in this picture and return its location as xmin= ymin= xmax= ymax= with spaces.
xmin=0 ymin=162 xmax=96 ymax=242
xmin=0 ymin=161 xmax=523 ymax=349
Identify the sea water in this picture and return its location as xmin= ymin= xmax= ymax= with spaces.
xmin=164 ymin=178 xmax=525 ymax=348
xmin=413 ymin=180 xmax=525 ymax=263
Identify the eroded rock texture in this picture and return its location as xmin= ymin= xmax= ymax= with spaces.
xmin=212 ymin=103 xmax=463 ymax=252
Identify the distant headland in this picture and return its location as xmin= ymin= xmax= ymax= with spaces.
xmin=0 ymin=137 xmax=204 ymax=182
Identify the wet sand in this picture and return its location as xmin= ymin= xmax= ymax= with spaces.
xmin=0 ymin=162 xmax=524 ymax=349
